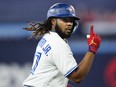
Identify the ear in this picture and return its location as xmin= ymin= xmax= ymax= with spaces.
xmin=51 ymin=18 xmax=56 ymax=26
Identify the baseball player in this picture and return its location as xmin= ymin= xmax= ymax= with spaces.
xmin=23 ymin=3 xmax=101 ymax=87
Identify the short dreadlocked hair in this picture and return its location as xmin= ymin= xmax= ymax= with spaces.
xmin=23 ymin=18 xmax=52 ymax=39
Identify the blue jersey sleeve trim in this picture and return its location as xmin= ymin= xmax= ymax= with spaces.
xmin=64 ymin=65 xmax=78 ymax=77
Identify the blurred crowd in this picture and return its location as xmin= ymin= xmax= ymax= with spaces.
xmin=79 ymin=10 xmax=116 ymax=22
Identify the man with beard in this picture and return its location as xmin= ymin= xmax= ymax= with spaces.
xmin=23 ymin=3 xmax=101 ymax=87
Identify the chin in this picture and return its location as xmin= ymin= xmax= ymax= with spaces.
xmin=64 ymin=34 xmax=72 ymax=38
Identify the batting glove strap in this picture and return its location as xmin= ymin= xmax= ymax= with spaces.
xmin=89 ymin=46 xmax=100 ymax=54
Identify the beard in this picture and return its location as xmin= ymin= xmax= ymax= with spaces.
xmin=55 ymin=23 xmax=73 ymax=39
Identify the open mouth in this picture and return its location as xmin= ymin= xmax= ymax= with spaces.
xmin=66 ymin=28 xmax=72 ymax=33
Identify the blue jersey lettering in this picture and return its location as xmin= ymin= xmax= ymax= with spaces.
xmin=38 ymin=38 xmax=46 ymax=48
xmin=42 ymin=44 xmax=51 ymax=56
xmin=31 ymin=52 xmax=42 ymax=75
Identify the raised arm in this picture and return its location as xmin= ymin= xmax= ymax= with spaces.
xmin=67 ymin=25 xmax=101 ymax=83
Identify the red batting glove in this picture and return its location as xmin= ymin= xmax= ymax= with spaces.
xmin=87 ymin=25 xmax=101 ymax=54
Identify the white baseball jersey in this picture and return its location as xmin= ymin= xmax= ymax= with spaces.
xmin=23 ymin=32 xmax=78 ymax=87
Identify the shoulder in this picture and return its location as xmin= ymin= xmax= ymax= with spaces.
xmin=44 ymin=32 xmax=65 ymax=44
xmin=43 ymin=32 xmax=69 ymax=49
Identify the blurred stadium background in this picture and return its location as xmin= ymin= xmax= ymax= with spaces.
xmin=0 ymin=0 xmax=116 ymax=87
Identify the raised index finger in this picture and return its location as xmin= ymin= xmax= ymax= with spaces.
xmin=90 ymin=25 xmax=94 ymax=35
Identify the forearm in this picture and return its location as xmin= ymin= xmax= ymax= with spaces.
xmin=68 ymin=52 xmax=95 ymax=83
xmin=77 ymin=52 xmax=95 ymax=79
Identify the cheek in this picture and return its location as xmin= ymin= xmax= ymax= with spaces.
xmin=58 ymin=22 xmax=66 ymax=31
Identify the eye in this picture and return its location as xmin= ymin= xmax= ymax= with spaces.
xmin=60 ymin=18 xmax=75 ymax=22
